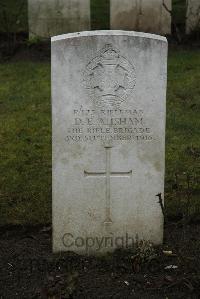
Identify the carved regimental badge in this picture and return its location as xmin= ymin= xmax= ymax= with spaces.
xmin=83 ymin=44 xmax=136 ymax=109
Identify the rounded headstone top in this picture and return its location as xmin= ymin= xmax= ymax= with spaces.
xmin=51 ymin=30 xmax=167 ymax=43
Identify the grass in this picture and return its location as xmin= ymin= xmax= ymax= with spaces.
xmin=165 ymin=47 xmax=200 ymax=218
xmin=0 ymin=48 xmax=200 ymax=225
xmin=166 ymin=48 xmax=200 ymax=176
xmin=0 ymin=62 xmax=51 ymax=225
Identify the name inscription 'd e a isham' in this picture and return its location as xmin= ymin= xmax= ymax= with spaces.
xmin=65 ymin=108 xmax=153 ymax=143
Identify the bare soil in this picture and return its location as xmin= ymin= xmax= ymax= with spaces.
xmin=0 ymin=221 xmax=200 ymax=298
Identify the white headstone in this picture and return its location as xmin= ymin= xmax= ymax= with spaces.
xmin=52 ymin=31 xmax=168 ymax=254
xmin=28 ymin=0 xmax=90 ymax=38
xmin=110 ymin=0 xmax=171 ymax=35
xmin=186 ymin=0 xmax=200 ymax=34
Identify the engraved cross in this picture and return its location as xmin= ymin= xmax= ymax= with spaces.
xmin=84 ymin=146 xmax=132 ymax=224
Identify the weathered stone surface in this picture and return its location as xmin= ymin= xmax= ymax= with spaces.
xmin=110 ymin=0 xmax=171 ymax=35
xmin=52 ymin=31 xmax=168 ymax=254
xmin=186 ymin=0 xmax=200 ymax=34
xmin=28 ymin=0 xmax=90 ymax=38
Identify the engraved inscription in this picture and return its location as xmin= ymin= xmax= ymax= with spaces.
xmin=83 ymin=44 xmax=136 ymax=109
xmin=84 ymin=146 xmax=132 ymax=224
xmin=65 ymin=107 xmax=153 ymax=143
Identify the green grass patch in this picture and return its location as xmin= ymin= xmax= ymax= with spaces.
xmin=166 ymin=48 xmax=200 ymax=175
xmin=0 ymin=48 xmax=200 ymax=225
xmin=0 ymin=62 xmax=51 ymax=225
xmin=165 ymin=48 xmax=200 ymax=219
